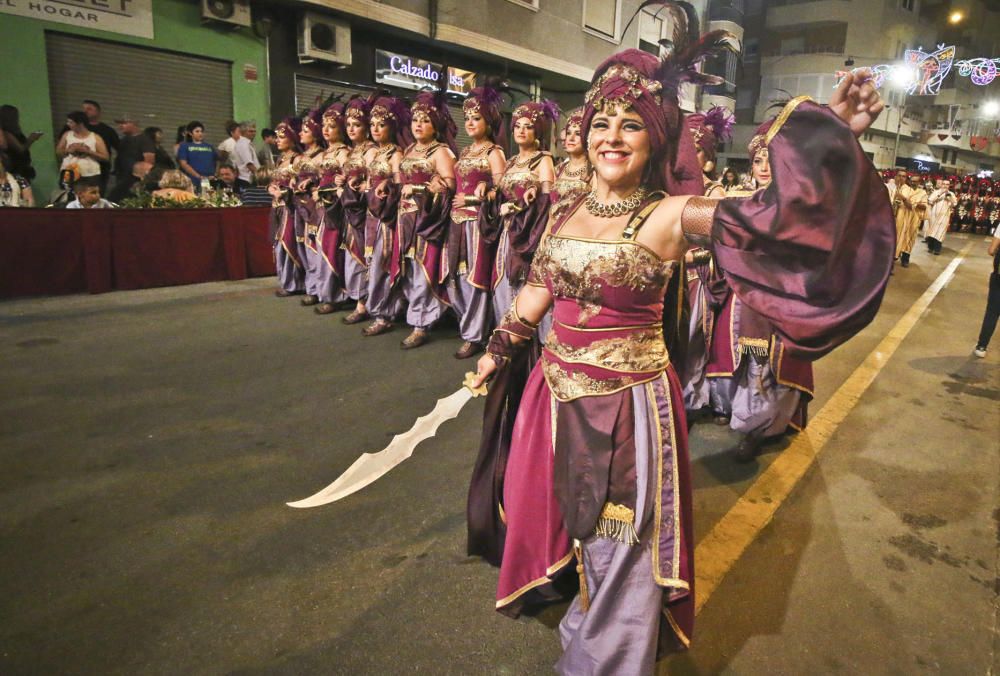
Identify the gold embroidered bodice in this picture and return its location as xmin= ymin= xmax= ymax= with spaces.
xmin=531 ymin=233 xmax=678 ymax=401
xmin=367 ymin=144 xmax=398 ymax=187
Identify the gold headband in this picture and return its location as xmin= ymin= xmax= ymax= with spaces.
xmin=370 ymin=105 xmax=396 ymax=124
xmin=585 ymin=64 xmax=662 ymax=114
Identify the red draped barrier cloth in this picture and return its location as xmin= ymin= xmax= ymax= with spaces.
xmin=0 ymin=207 xmax=274 ymax=299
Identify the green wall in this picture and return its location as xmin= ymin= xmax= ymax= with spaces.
xmin=0 ymin=0 xmax=270 ymax=199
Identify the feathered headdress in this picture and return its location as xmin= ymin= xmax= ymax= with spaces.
xmin=748 ymin=118 xmax=773 ymax=160
xmin=564 ymin=107 xmax=585 ymax=133
xmin=685 ymin=105 xmax=734 ymax=162
xmin=412 ymin=89 xmax=459 ymax=155
xmin=464 ymin=78 xmax=507 ymax=151
xmin=275 ymin=116 xmax=303 ymax=154
xmin=301 ymin=107 xmax=327 ymax=149
xmin=512 ymin=100 xmax=560 ymax=151
xmin=345 ymin=95 xmax=371 ymax=126
xmin=582 ymin=1 xmax=737 ymax=194
xmin=368 ymin=90 xmax=414 ymax=148
xmin=322 ymin=99 xmax=347 ymax=141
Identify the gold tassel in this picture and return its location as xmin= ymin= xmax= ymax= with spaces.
xmin=574 ymin=542 xmax=590 ymax=612
xmin=593 ymin=502 xmax=640 ymax=545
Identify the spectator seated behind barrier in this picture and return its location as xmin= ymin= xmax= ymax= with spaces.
xmin=240 ymin=167 xmax=273 ymax=206
xmin=66 ymin=175 xmax=114 ymax=209
xmin=152 ymin=170 xmax=197 ymax=202
xmin=212 ymin=164 xmax=248 ymax=197
xmin=0 ymin=150 xmax=34 ymax=207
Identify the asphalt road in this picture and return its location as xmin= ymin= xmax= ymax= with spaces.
xmin=1 ymin=235 xmax=997 ymax=675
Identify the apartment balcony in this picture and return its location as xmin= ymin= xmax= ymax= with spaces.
xmin=765 ymin=0 xmax=855 ymax=30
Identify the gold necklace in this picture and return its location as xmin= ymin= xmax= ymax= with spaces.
xmin=511 ymin=151 xmax=539 ymax=168
xmin=562 ymin=160 xmax=590 ymax=179
xmin=584 ymin=187 xmax=648 ymax=218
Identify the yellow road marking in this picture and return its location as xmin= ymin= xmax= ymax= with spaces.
xmin=693 ymin=242 xmax=975 ymax=614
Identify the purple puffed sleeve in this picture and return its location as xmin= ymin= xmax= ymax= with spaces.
xmin=711 ymin=99 xmax=896 ymax=360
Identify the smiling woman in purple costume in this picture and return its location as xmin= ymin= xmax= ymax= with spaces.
xmin=447 ymin=84 xmax=508 ymax=359
xmin=466 ymin=3 xmax=893 ymax=671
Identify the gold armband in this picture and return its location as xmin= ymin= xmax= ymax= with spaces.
xmin=681 ymin=197 xmax=717 ymax=246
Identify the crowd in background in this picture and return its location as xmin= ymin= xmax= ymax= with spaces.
xmin=0 ymin=99 xmax=277 ymax=208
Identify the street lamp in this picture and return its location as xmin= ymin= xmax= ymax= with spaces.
xmin=949 ymin=10 xmax=965 ymax=24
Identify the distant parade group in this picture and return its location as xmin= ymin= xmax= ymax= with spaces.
xmin=265 ymin=2 xmax=897 ymax=670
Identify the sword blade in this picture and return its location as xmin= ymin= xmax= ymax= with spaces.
xmin=287 ymin=387 xmax=474 ymax=508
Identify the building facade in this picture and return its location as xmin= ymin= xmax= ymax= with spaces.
xmin=262 ymin=0 xmax=725 ymax=155
xmin=731 ymin=0 xmax=1000 ymax=175
xmin=0 ymin=0 xmax=270 ymax=198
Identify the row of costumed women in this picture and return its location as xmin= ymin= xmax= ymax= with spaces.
xmin=266 ymin=83 xmax=812 ymax=463
xmin=266 ymin=85 xmax=591 ymax=358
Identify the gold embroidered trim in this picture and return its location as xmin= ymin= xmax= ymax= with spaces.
xmin=541 ymin=357 xmax=658 ymax=402
xmin=765 ymin=95 xmax=814 ymax=146
xmin=545 ymin=327 xmax=670 ymax=374
xmin=594 ymin=502 xmax=639 ymax=545
xmin=495 ymin=551 xmax=575 ymax=609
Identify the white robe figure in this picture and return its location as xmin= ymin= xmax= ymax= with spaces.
xmin=926 ymin=188 xmax=957 ymax=243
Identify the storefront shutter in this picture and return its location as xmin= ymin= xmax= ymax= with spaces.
xmin=45 ymin=32 xmax=234 ymax=148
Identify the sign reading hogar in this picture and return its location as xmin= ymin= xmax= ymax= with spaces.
xmin=0 ymin=0 xmax=153 ymax=39
xmin=375 ymin=49 xmax=475 ymax=96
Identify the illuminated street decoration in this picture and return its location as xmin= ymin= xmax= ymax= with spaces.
xmin=957 ymin=58 xmax=1000 ymax=86
xmin=903 ymin=45 xmax=954 ymax=95
xmin=834 ymin=44 xmax=956 ymax=94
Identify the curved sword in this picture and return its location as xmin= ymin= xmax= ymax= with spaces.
xmin=287 ymin=375 xmax=487 ymax=508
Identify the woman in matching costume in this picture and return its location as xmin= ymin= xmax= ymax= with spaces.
xmin=294 ymin=109 xmax=327 ymax=308
xmin=270 ymin=118 xmax=304 ymax=297
xmin=468 ymin=3 xmax=894 ymax=669
xmin=447 ymin=85 xmax=508 ymax=359
xmin=704 ymin=126 xmax=817 ymax=462
xmin=551 ymin=107 xmax=593 ymax=217
xmin=359 ymin=95 xmax=410 ymax=336
xmin=311 ymin=102 xmax=352 ymax=315
xmin=337 ymin=97 xmax=378 ymax=324
xmin=479 ymin=101 xmax=559 ymax=327
xmin=392 ymin=92 xmax=459 ymax=349
xmin=681 ymin=107 xmax=733 ymax=416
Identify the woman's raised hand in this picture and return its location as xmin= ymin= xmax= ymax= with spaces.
xmin=830 ymin=69 xmax=885 ymax=137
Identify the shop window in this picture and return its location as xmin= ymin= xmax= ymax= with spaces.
xmin=583 ymin=0 xmax=621 ymax=42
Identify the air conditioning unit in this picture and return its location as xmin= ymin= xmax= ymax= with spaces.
xmin=298 ymin=13 xmax=352 ymax=65
xmin=201 ymin=0 xmax=251 ymax=28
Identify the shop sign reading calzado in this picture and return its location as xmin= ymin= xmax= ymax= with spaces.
xmin=375 ymin=49 xmax=476 ymax=96
xmin=0 ymin=0 xmax=154 ymax=39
